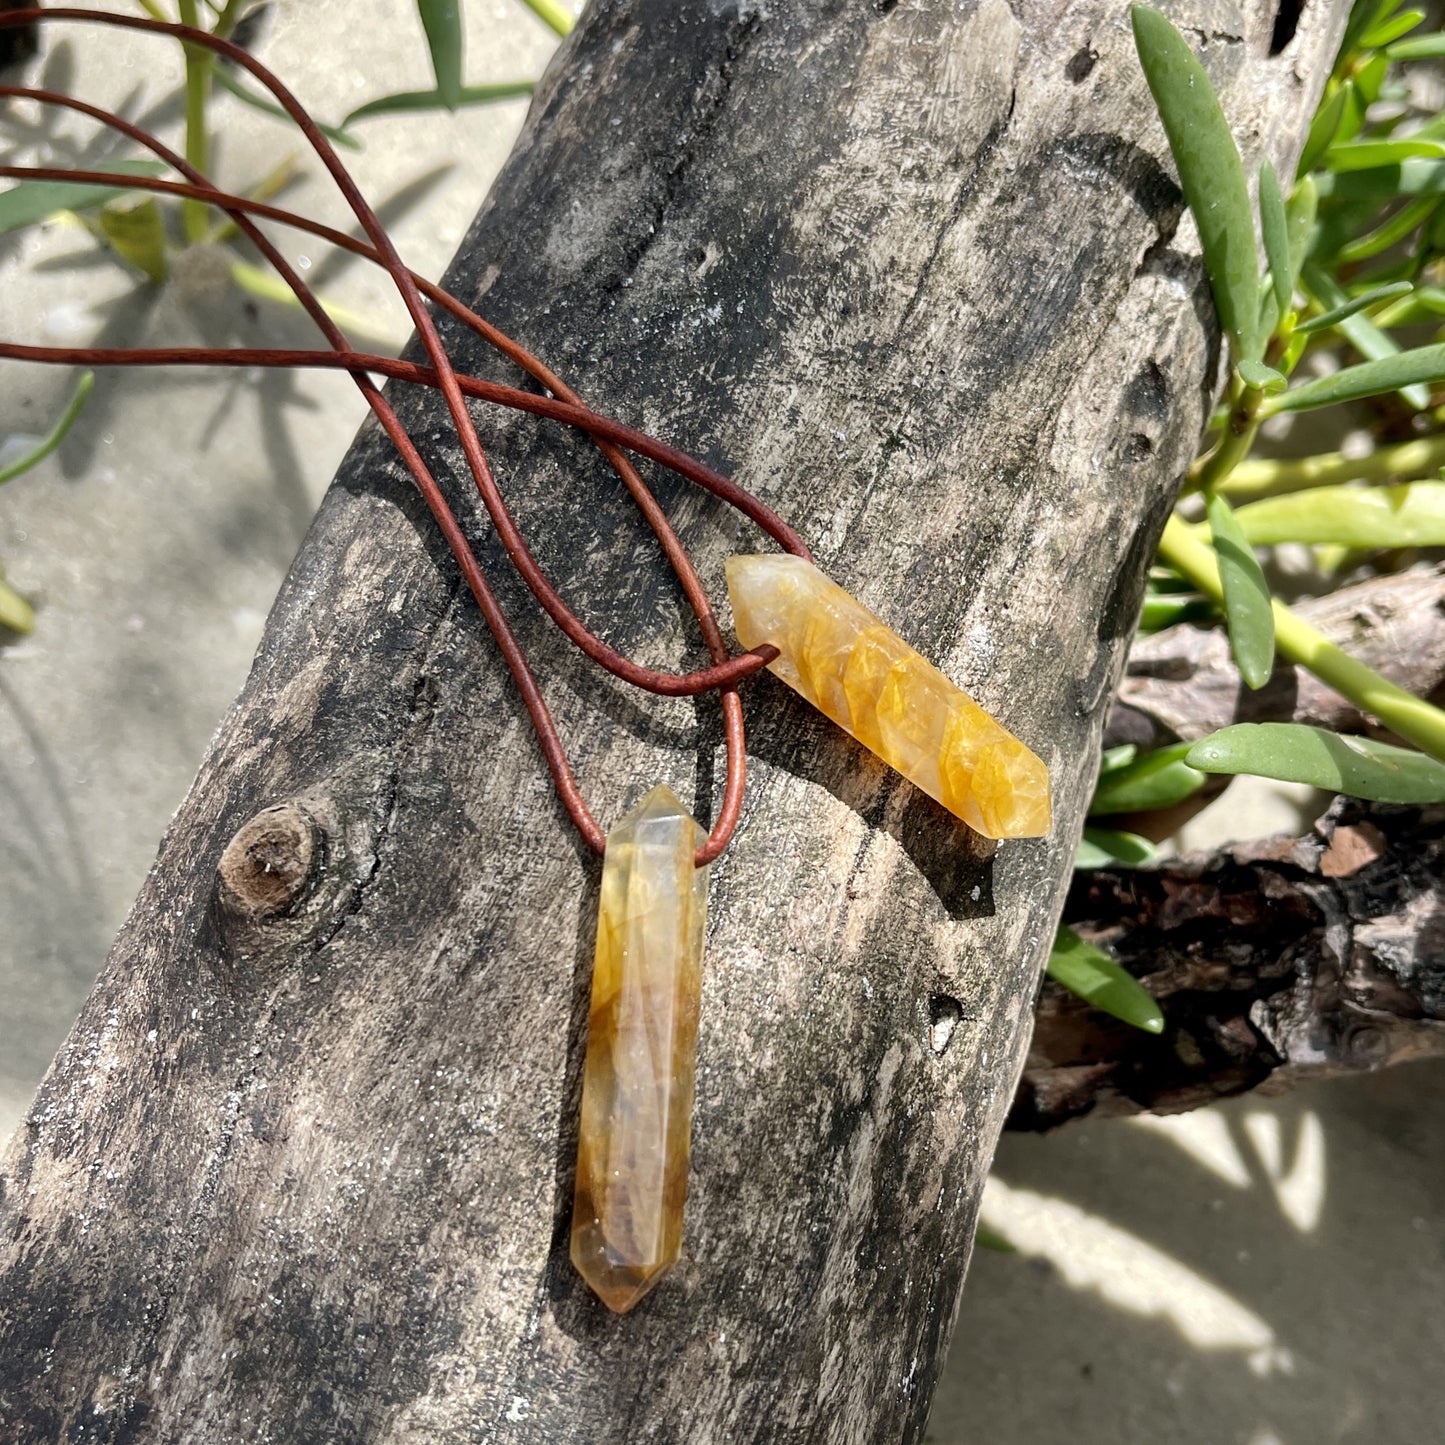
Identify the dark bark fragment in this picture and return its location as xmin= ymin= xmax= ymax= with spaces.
xmin=1013 ymin=799 xmax=1445 ymax=1131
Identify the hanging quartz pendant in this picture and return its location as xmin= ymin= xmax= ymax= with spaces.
xmin=570 ymin=785 xmax=709 ymax=1313
xmin=726 ymin=554 xmax=1051 ymax=839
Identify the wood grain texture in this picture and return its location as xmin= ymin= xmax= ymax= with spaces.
xmin=0 ymin=2 xmax=1345 ymax=1440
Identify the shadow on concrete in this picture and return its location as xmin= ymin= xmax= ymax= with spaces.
xmin=929 ymin=1062 xmax=1445 ymax=1445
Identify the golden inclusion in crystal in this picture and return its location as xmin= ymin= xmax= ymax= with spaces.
xmin=725 ymin=554 xmax=1051 ymax=839
xmin=570 ymin=786 xmax=709 ymax=1313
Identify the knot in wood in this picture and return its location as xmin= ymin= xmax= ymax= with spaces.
xmin=218 ymin=803 xmax=320 ymax=921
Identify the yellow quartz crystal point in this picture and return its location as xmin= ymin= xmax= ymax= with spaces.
xmin=570 ymin=785 xmax=709 ymax=1313
xmin=725 ymin=554 xmax=1051 ymax=839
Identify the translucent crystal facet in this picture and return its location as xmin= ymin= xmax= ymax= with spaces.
xmin=570 ymin=785 xmax=709 ymax=1313
xmin=726 ymin=554 xmax=1051 ymax=838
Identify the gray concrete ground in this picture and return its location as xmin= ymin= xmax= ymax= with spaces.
xmin=2 ymin=6 xmax=1441 ymax=1443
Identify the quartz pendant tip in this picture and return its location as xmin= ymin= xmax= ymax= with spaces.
xmin=726 ymin=553 xmax=1052 ymax=838
xmin=570 ymin=785 xmax=709 ymax=1312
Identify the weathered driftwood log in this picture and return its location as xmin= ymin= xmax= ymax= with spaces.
xmin=1108 ymin=564 xmax=1445 ymax=752
xmin=0 ymin=2 xmax=1344 ymax=1441
xmin=1014 ymin=799 xmax=1445 ymax=1131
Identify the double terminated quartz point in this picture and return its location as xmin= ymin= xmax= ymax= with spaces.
xmin=571 ymin=556 xmax=1048 ymax=1313
xmin=726 ymin=554 xmax=1051 ymax=839
xmin=571 ymin=786 xmax=709 ymax=1313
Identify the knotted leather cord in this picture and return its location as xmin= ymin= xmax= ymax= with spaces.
xmin=0 ymin=8 xmax=814 ymax=865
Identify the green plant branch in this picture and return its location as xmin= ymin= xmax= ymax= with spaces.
xmin=516 ymin=0 xmax=574 ymax=38
xmin=1185 ymin=377 xmax=1266 ymax=493
xmin=213 ymin=0 xmax=248 ymax=40
xmin=1157 ymin=515 xmax=1445 ymax=760
xmin=1220 ymin=431 xmax=1445 ymax=498
xmin=177 ymin=0 xmax=213 ymax=245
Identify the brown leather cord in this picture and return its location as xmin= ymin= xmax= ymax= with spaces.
xmin=0 ymin=156 xmax=810 ymax=562
xmin=0 ymin=9 xmax=812 ymax=864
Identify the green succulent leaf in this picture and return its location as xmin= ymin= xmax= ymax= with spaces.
xmin=1206 ymin=490 xmax=1275 ymax=689
xmin=1314 ymin=157 xmax=1445 ymax=201
xmin=340 ymin=79 xmax=535 ymax=127
xmin=1339 ymin=197 xmax=1439 ymax=263
xmin=1284 ymin=175 xmax=1318 ymax=276
xmin=1132 ymin=6 xmax=1260 ymax=356
xmin=1358 ymin=7 xmax=1425 ymax=48
xmin=1076 ymin=827 xmax=1159 ymax=870
xmin=96 ymin=198 xmax=168 ymax=283
xmin=1047 ymin=926 xmax=1165 ymax=1034
xmin=416 ymin=0 xmax=463 ymax=109
xmin=1386 ymin=33 xmax=1445 ymax=59
xmin=1350 ymin=51 xmax=1391 ymax=107
xmin=1339 ymin=0 xmax=1402 ymax=60
xmin=1295 ymin=280 xmax=1413 ymax=331
xmin=1301 ymin=266 xmax=1430 ymax=409
xmin=1229 ymin=481 xmax=1445 ymax=547
xmin=1298 ymin=85 xmax=1351 ymax=176
xmin=1187 ymin=723 xmax=1445 ymax=803
xmin=0 ymin=570 xmax=34 ymax=635
xmin=973 ymin=1223 xmax=1018 ymax=1254
xmin=0 ymin=161 xmax=168 ymax=235
xmin=1262 ymin=342 xmax=1445 ymax=414
xmin=1089 ymin=741 xmax=1207 ymax=816
xmin=1097 ymin=743 xmax=1140 ymax=778
xmin=1324 ymin=138 xmax=1445 ymax=172
xmin=1258 ymin=159 xmax=1293 ymax=315
xmin=1237 ymin=358 xmax=1287 ymax=392
xmin=1139 ymin=592 xmax=1213 ymax=631
xmin=1404 ymin=285 xmax=1445 ymax=317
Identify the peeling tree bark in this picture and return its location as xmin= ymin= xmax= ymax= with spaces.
xmin=0 ymin=2 xmax=1346 ymax=1441
xmin=1014 ymin=799 xmax=1445 ymax=1131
